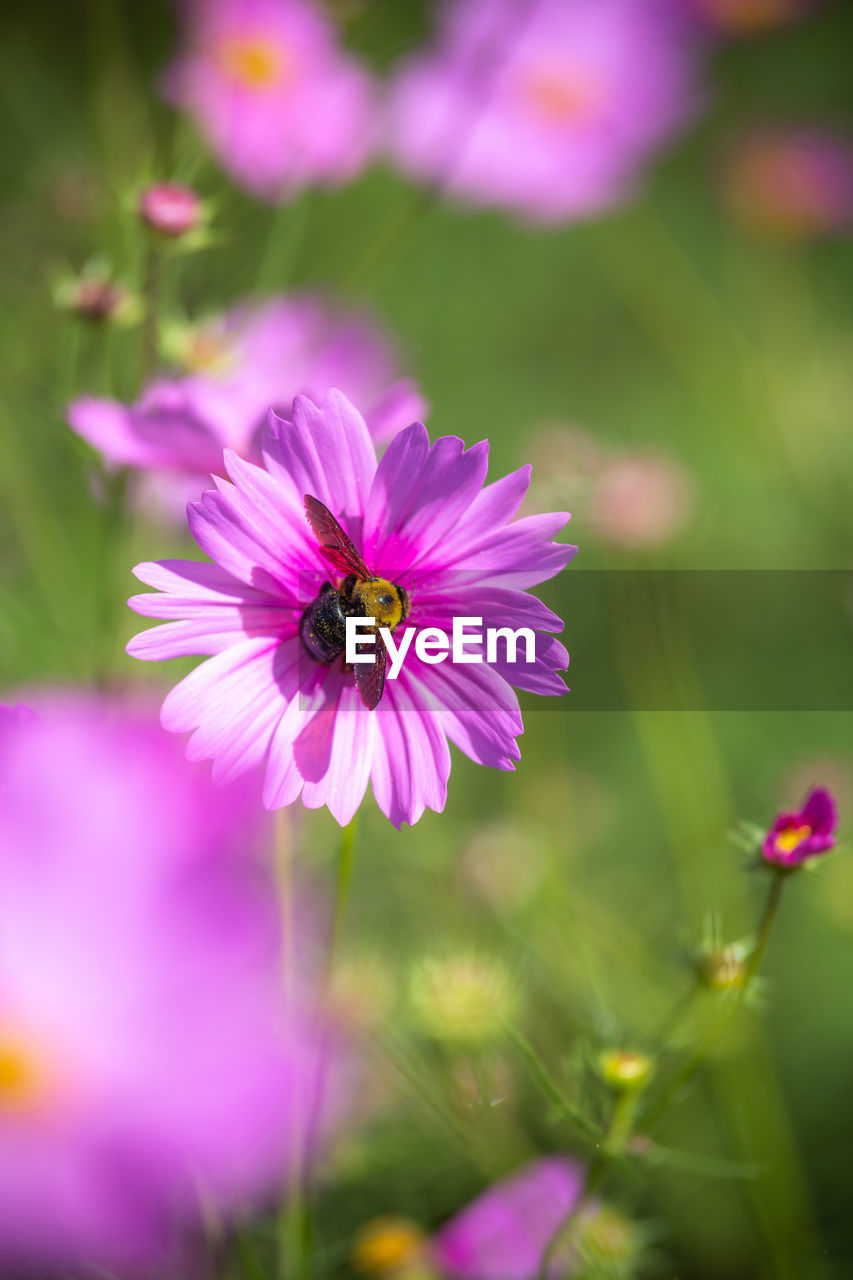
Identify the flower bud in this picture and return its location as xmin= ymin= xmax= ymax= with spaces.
xmin=696 ymin=942 xmax=748 ymax=992
xmin=598 ymin=1049 xmax=654 ymax=1092
xmin=408 ymin=953 xmax=517 ymax=1047
xmin=761 ymin=786 xmax=838 ymax=868
xmin=55 ymin=273 xmax=133 ymax=323
xmin=138 ymin=183 xmax=204 ymax=238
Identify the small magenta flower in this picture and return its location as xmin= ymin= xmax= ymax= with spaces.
xmin=0 ymin=695 xmax=347 ymax=1274
xmin=68 ymin=293 xmax=426 ymax=518
xmin=386 ymin=0 xmax=700 ymax=224
xmin=127 ymin=390 xmax=574 ymax=828
xmin=761 ymin=787 xmax=838 ymax=868
xmin=138 ymin=181 xmax=204 ymax=237
xmin=162 ymin=0 xmax=376 ymax=201
xmin=433 ymin=1157 xmax=585 ymax=1280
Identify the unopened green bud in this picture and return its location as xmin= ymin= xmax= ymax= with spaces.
xmin=696 ymin=942 xmax=748 ymax=993
xmin=598 ymin=1049 xmax=654 ymax=1091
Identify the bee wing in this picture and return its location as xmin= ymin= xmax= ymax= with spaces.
xmin=304 ymin=494 xmax=370 ymax=581
xmin=354 ymin=630 xmax=387 ymax=711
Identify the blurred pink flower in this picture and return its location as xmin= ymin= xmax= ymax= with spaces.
xmin=761 ymin=785 xmax=838 ymax=868
xmin=162 ymin=0 xmax=376 ymax=200
xmin=68 ymin=293 xmax=426 ymax=520
xmin=433 ymin=1156 xmax=585 ymax=1280
xmin=138 ymin=182 xmax=204 ymax=237
xmin=723 ymin=128 xmax=853 ymax=241
xmin=589 ymin=453 xmax=695 ymax=549
xmin=386 ymin=0 xmax=701 ymax=223
xmin=524 ymin=425 xmax=695 ymax=551
xmin=0 ymin=695 xmax=345 ymax=1274
xmin=127 ymin=390 xmax=574 ymax=828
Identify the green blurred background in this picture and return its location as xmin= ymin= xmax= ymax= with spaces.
xmin=2 ymin=1 xmax=853 ymax=1276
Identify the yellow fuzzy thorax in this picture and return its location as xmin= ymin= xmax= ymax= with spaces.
xmin=351 ymin=579 xmax=407 ymax=631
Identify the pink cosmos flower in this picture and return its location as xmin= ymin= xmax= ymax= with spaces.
xmin=386 ymin=0 xmax=700 ymax=224
xmin=722 ymin=128 xmax=853 ymax=242
xmin=162 ymin=0 xmax=376 ymax=200
xmin=68 ymin=293 xmax=426 ymax=519
xmin=0 ymin=694 xmax=346 ymax=1274
xmin=433 ymin=1156 xmax=585 ymax=1280
xmin=761 ymin=786 xmax=838 ymax=867
xmin=127 ymin=389 xmax=574 ymax=828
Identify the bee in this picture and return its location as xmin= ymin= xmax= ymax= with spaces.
xmin=299 ymin=494 xmax=410 ymax=710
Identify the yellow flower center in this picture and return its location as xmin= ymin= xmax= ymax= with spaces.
xmin=520 ymin=63 xmax=601 ymax=125
xmin=352 ymin=1217 xmax=425 ymax=1275
xmin=775 ymin=823 xmax=811 ymax=854
xmin=217 ymin=38 xmax=289 ymax=90
xmin=0 ymin=1035 xmax=47 ymax=1112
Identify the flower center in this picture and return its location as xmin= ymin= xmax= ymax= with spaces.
xmin=775 ymin=823 xmax=811 ymax=854
xmin=217 ymin=38 xmax=289 ymax=90
xmin=0 ymin=1035 xmax=47 ymax=1112
xmin=519 ymin=63 xmax=601 ymax=125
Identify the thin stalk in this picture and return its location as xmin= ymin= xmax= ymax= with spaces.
xmin=507 ymin=1027 xmax=600 ymax=1143
xmin=644 ymin=872 xmax=787 ymax=1131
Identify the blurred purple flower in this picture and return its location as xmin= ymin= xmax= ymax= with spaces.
xmin=433 ymin=1156 xmax=585 ymax=1280
xmin=68 ymin=293 xmax=426 ymax=519
xmin=761 ymin=786 xmax=838 ymax=867
xmin=0 ymin=694 xmax=346 ymax=1274
xmin=162 ymin=0 xmax=376 ymax=200
xmin=723 ymin=128 xmax=853 ymax=241
xmin=386 ymin=0 xmax=701 ymax=224
xmin=127 ymin=389 xmax=574 ymax=828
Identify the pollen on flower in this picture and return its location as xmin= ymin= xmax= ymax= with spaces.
xmin=519 ymin=64 xmax=601 ymax=125
xmin=351 ymin=1216 xmax=427 ymax=1276
xmin=217 ymin=38 xmax=290 ymax=89
xmin=0 ymin=1036 xmax=48 ymax=1111
xmin=774 ymin=823 xmax=812 ymax=855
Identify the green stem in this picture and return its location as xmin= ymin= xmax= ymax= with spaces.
xmin=537 ymin=1091 xmax=638 ymax=1280
xmin=508 ymin=1027 xmax=600 ymax=1143
xmin=745 ymin=870 xmax=785 ymax=985
xmin=140 ymin=238 xmax=162 ymax=380
xmin=327 ymin=815 xmax=358 ymax=977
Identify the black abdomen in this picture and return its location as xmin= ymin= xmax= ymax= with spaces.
xmin=300 ymin=587 xmax=347 ymax=663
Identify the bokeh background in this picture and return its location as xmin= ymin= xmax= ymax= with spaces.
xmin=2 ymin=1 xmax=853 ymax=1276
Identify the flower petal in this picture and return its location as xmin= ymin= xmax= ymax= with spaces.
xmin=262 ymin=391 xmax=377 ymax=534
xmin=161 ymin=637 xmax=299 ymax=785
xmin=365 ymin=425 xmax=489 ymax=569
xmin=370 ymin=680 xmax=450 ymax=828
